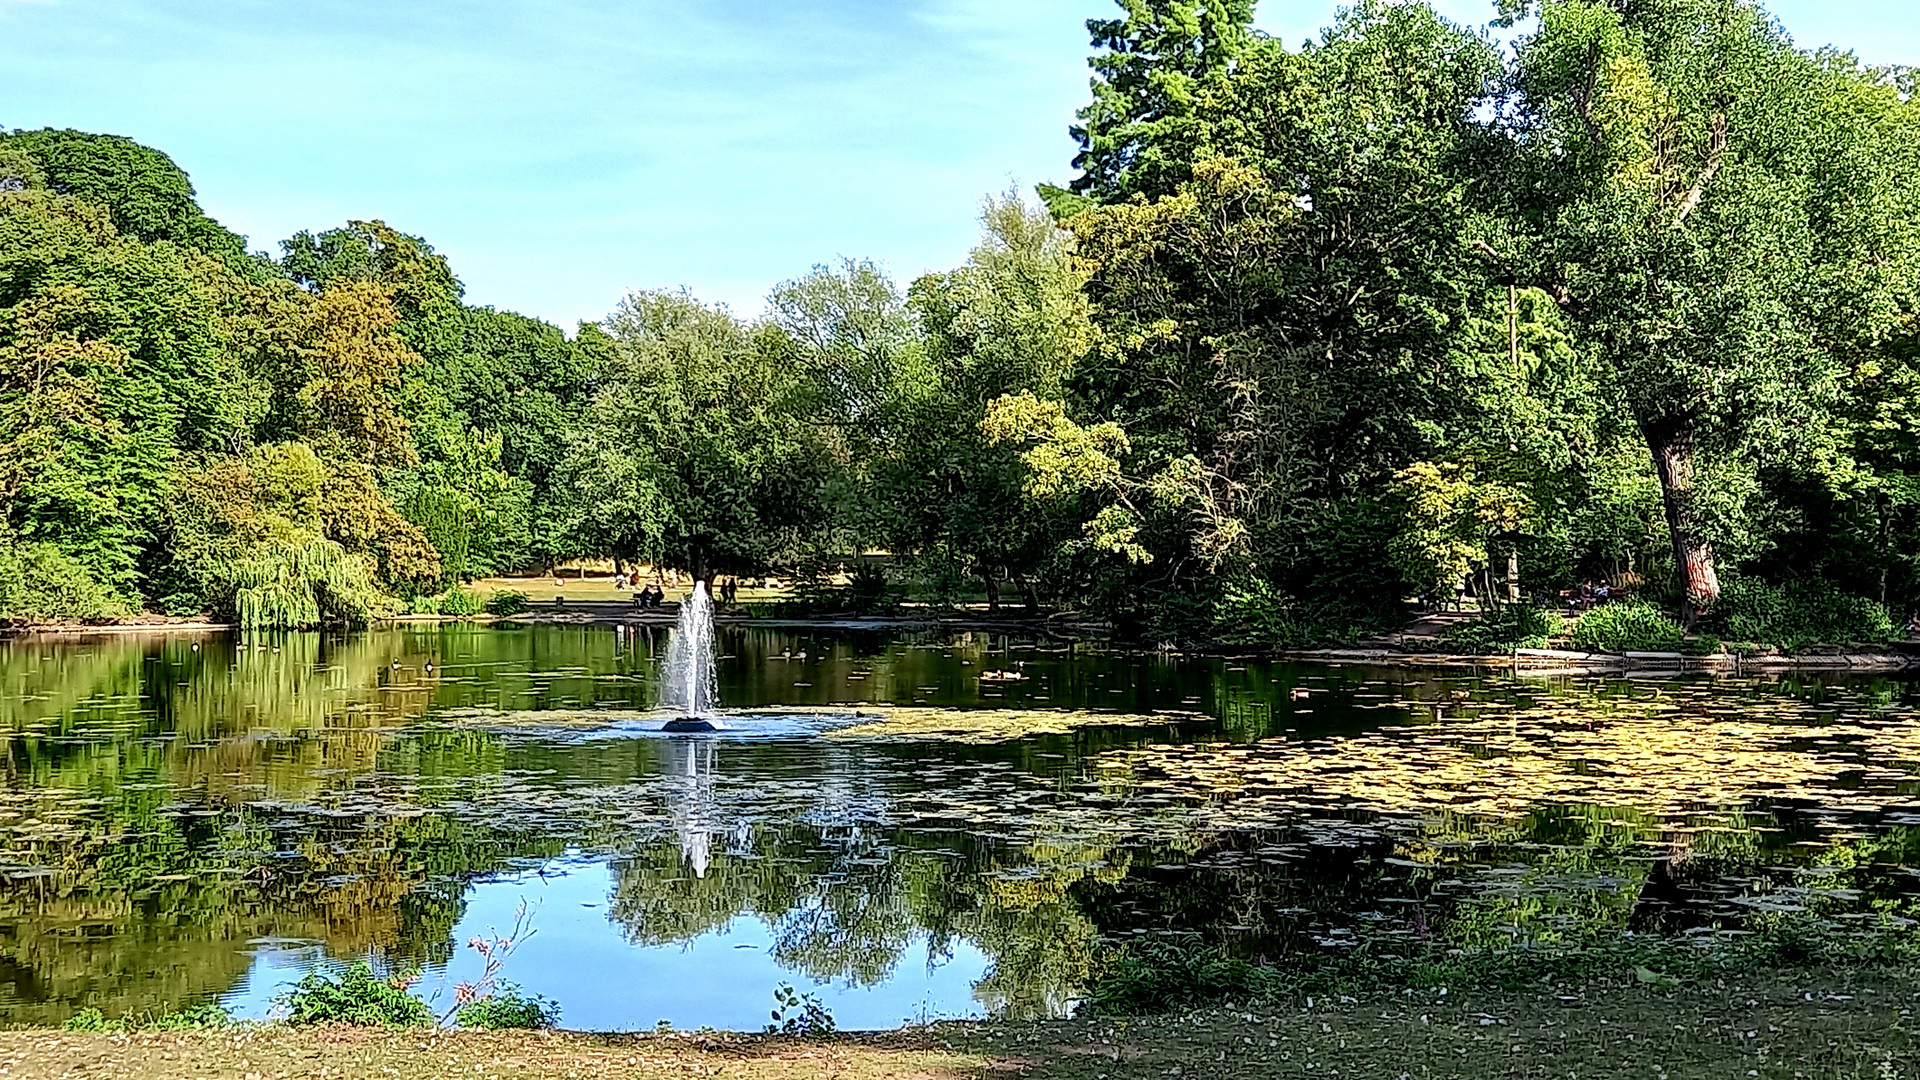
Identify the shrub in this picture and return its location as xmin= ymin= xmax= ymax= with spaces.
xmin=1438 ymin=606 xmax=1564 ymax=654
xmin=1081 ymin=942 xmax=1269 ymax=1016
xmin=846 ymin=562 xmax=892 ymax=614
xmin=408 ymin=593 xmax=442 ymax=615
xmin=1209 ymin=579 xmax=1392 ymax=649
xmin=456 ymin=984 xmax=559 ymax=1030
xmin=1569 ymin=599 xmax=1685 ymax=653
xmin=59 ymin=1004 xmax=228 ymax=1032
xmin=484 ymin=589 xmax=531 ymax=616
xmin=61 ymin=1007 xmax=123 ymax=1033
xmin=1710 ymin=579 xmax=1894 ymax=652
xmin=0 ymin=537 xmax=131 ymax=625
xmin=436 ymin=587 xmax=485 ymax=617
xmin=275 ymin=961 xmax=431 ymax=1027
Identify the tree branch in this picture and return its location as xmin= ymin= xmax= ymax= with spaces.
xmin=1673 ymin=112 xmax=1728 ymax=227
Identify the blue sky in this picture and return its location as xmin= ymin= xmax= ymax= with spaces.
xmin=1 ymin=0 xmax=1912 ymax=329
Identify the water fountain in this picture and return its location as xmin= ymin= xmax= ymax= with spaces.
xmin=661 ymin=581 xmax=720 ymax=732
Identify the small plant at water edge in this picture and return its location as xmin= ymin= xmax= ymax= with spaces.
xmin=484 ymin=589 xmax=531 ymax=616
xmin=61 ymin=1007 xmax=123 ymax=1033
xmin=1569 ymin=599 xmax=1684 ymax=653
xmin=63 ymin=1003 xmax=232 ymax=1032
xmin=276 ymin=961 xmax=432 ymax=1027
xmin=1081 ymin=940 xmax=1274 ymax=1016
xmin=456 ymin=983 xmax=559 ymax=1029
xmin=1208 ymin=579 xmax=1393 ymax=649
xmin=436 ymin=587 xmax=486 ymax=617
xmin=443 ymin=899 xmax=539 ymax=1025
xmin=767 ymin=983 xmax=835 ymax=1037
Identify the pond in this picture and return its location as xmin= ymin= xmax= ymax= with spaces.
xmin=2 ymin=624 xmax=1919 ymax=1030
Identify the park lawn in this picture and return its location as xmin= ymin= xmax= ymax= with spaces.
xmin=5 ymin=966 xmax=1915 ymax=1080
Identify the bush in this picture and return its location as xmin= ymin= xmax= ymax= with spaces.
xmin=275 ymin=961 xmax=431 ymax=1027
xmin=1081 ymin=942 xmax=1270 ymax=1016
xmin=1438 ymin=606 xmax=1564 ymax=654
xmin=61 ymin=1007 xmax=123 ymax=1033
xmin=436 ymin=587 xmax=485 ymax=617
xmin=846 ymin=562 xmax=892 ymax=614
xmin=1569 ymin=599 xmax=1685 ymax=653
xmin=1209 ymin=579 xmax=1392 ymax=649
xmin=1709 ymin=579 xmax=1894 ymax=652
xmin=484 ymin=589 xmax=531 ymax=616
xmin=0 ymin=536 xmax=131 ymax=625
xmin=456 ymin=984 xmax=559 ymax=1029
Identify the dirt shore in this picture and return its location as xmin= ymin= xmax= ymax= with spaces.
xmin=5 ymin=968 xmax=1914 ymax=1080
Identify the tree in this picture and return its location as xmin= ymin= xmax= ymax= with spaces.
xmin=1054 ymin=4 xmax=1505 ymax=619
xmin=564 ymin=291 xmax=830 ymax=581
xmin=0 ymin=181 xmax=255 ymax=605
xmin=1069 ymin=0 xmax=1258 ymax=203
xmin=0 ymin=128 xmax=252 ymax=268
xmin=897 ymin=194 xmax=1097 ymax=608
xmin=257 ymin=280 xmax=418 ymax=465
xmin=1503 ymin=0 xmax=1920 ymax=622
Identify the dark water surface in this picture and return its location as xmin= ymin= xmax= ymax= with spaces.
xmin=3 ymin=624 xmax=1920 ymax=1029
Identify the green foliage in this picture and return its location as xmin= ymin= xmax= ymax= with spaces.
xmin=1440 ymin=607 xmax=1565 ymax=655
xmin=455 ymin=984 xmax=558 ymax=1030
xmin=436 ymin=587 xmax=486 ymax=617
xmin=484 ymin=590 xmax=531 ymax=616
xmin=766 ymin=984 xmax=835 ymax=1037
xmin=60 ymin=1003 xmax=230 ymax=1032
xmin=10 ymin=31 xmax=1920 ymax=647
xmin=147 ymin=1004 xmax=233 ymax=1031
xmin=0 ymin=532 xmax=130 ymax=624
xmin=0 ymin=128 xmax=250 ymax=264
xmin=1081 ymin=941 xmax=1266 ymax=1016
xmin=846 ymin=562 xmax=892 ymax=614
xmin=60 ymin=1007 xmax=123 ymax=1033
xmin=275 ymin=961 xmax=432 ymax=1027
xmin=1710 ymin=579 xmax=1895 ymax=652
xmin=1569 ymin=600 xmax=1686 ymax=654
xmin=1072 ymin=0 xmax=1257 ymax=201
xmin=230 ymin=531 xmax=385 ymax=630
xmin=1207 ymin=579 xmax=1393 ymax=649
xmin=563 ymin=289 xmax=832 ymax=581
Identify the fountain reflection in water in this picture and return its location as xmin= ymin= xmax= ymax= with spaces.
xmin=666 ymin=738 xmax=718 ymax=876
xmin=661 ymin=581 xmax=720 ymax=730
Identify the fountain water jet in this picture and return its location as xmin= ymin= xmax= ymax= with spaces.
xmin=661 ymin=581 xmax=720 ymax=732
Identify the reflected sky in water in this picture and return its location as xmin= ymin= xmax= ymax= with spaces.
xmin=221 ymin=859 xmax=991 ymax=1030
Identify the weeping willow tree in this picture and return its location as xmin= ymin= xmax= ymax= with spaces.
xmin=230 ymin=528 xmax=385 ymax=630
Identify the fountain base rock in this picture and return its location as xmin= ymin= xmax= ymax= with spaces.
xmin=663 ymin=717 xmax=719 ymax=733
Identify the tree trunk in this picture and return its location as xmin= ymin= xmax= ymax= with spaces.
xmin=1643 ymin=419 xmax=1721 ymax=627
xmin=1014 ymin=574 xmax=1040 ymax=614
xmin=688 ymin=542 xmax=709 ymax=588
xmin=1506 ymin=549 xmax=1520 ymax=604
xmin=982 ymin=571 xmax=1000 ymax=613
xmin=1878 ymin=492 xmax=1891 ymax=608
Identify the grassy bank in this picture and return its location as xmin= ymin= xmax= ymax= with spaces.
xmin=7 ymin=964 xmax=1916 ymax=1079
